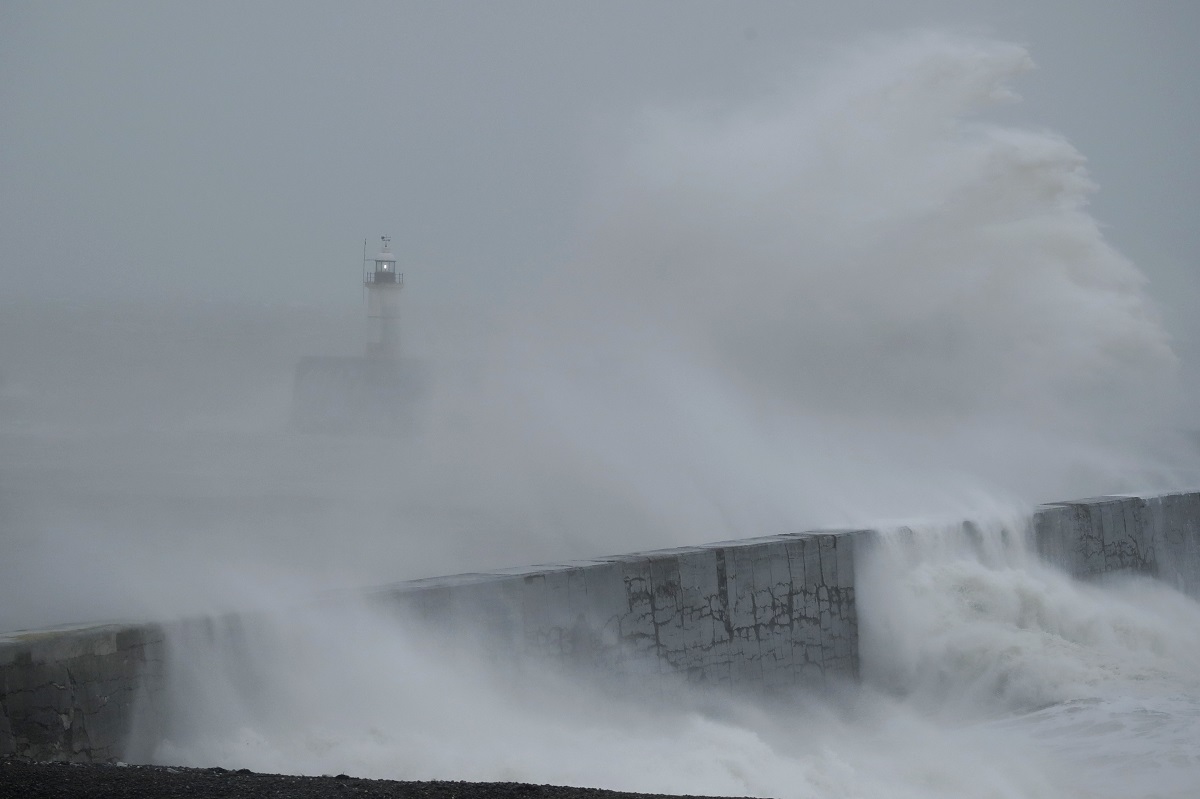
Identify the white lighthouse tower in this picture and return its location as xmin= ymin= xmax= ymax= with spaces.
xmin=292 ymin=235 xmax=425 ymax=432
xmin=365 ymin=235 xmax=404 ymax=359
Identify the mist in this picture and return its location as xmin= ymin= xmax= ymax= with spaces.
xmin=2 ymin=25 xmax=1197 ymax=629
xmin=136 ymin=515 xmax=1200 ymax=797
xmin=3 ymin=9 xmax=1200 ymax=798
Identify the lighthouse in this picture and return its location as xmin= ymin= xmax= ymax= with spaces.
xmin=291 ymin=235 xmax=427 ymax=432
xmin=365 ymin=235 xmax=404 ymax=359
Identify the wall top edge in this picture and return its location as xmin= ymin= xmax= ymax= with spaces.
xmin=1037 ymin=490 xmax=1200 ymax=511
xmin=0 ymin=621 xmax=142 ymax=645
xmin=0 ymin=622 xmax=160 ymax=666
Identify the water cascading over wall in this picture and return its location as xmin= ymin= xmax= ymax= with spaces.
xmin=2 ymin=489 xmax=1198 ymax=762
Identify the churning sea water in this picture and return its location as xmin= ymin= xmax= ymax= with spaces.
xmin=149 ymin=511 xmax=1200 ymax=799
xmin=859 ymin=517 xmax=1200 ymax=799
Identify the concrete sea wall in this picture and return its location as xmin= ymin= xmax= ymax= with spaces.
xmin=371 ymin=530 xmax=867 ymax=694
xmin=0 ymin=625 xmax=164 ymax=763
xmin=1034 ymin=492 xmax=1200 ymax=592
xmin=2 ymin=490 xmax=1198 ymax=762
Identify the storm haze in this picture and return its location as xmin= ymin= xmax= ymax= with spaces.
xmin=3 ymin=1 xmax=1200 ymax=628
xmin=4 ymin=4 xmax=1200 ymax=797
xmin=2 ymin=3 xmax=1198 ymax=316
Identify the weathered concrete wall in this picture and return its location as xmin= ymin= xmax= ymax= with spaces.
xmin=2 ymin=489 xmax=1198 ymax=763
xmin=0 ymin=624 xmax=164 ymax=762
xmin=371 ymin=531 xmax=869 ymax=696
xmin=1144 ymin=491 xmax=1200 ymax=595
xmin=1032 ymin=491 xmax=1200 ymax=589
xmin=1034 ymin=496 xmax=1152 ymax=577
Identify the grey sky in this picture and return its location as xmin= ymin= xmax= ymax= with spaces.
xmin=2 ymin=2 xmax=1197 ymax=340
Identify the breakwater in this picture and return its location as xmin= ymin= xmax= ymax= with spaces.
xmin=3 ymin=490 xmax=1198 ymax=763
